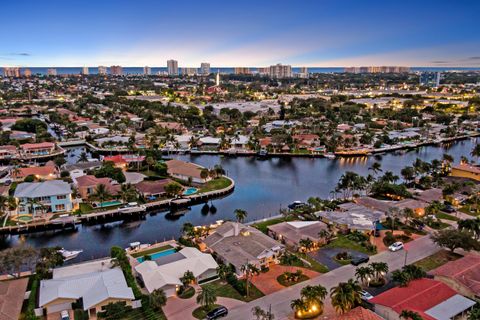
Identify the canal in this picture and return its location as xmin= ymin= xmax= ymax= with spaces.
xmin=1 ymin=138 xmax=477 ymax=262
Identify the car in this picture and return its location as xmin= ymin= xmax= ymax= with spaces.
xmin=389 ymin=242 xmax=404 ymax=252
xmin=60 ymin=310 xmax=70 ymax=320
xmin=374 ymin=229 xmax=381 ymax=237
xmin=206 ymin=306 xmax=228 ymax=319
xmin=360 ymin=290 xmax=374 ymax=301
xmin=351 ymin=256 xmax=369 ymax=266
xmin=443 ymin=205 xmax=456 ymax=213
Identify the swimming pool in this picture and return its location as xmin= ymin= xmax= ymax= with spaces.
xmin=136 ymin=248 xmax=177 ymax=262
xmin=97 ymin=200 xmax=122 ymax=207
xmin=183 ymin=187 xmax=198 ymax=196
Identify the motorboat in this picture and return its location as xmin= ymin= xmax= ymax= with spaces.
xmin=58 ymin=248 xmax=83 ymax=261
xmin=324 ymin=153 xmax=336 ymax=159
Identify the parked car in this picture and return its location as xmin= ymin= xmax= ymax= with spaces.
xmin=389 ymin=242 xmax=404 ymax=252
xmin=207 ymin=306 xmax=228 ymax=319
xmin=60 ymin=310 xmax=70 ymax=320
xmin=443 ymin=205 xmax=455 ymax=213
xmin=374 ymin=229 xmax=381 ymax=237
xmin=360 ymin=290 xmax=374 ymax=301
xmin=351 ymin=256 xmax=369 ymax=266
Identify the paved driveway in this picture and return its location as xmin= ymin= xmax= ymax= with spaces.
xmin=226 ymin=235 xmax=439 ymax=320
xmin=307 ymin=248 xmax=367 ymax=270
xmin=251 ymin=265 xmax=320 ymax=295
xmin=163 ymin=286 xmax=245 ymax=320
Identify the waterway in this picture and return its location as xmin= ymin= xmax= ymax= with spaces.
xmin=0 ymin=138 xmax=477 ymax=262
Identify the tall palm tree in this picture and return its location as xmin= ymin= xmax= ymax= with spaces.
xmin=400 ymin=310 xmax=424 ymax=320
xmin=241 ymin=262 xmax=260 ymax=297
xmin=119 ymin=183 xmax=136 ymax=203
xmin=216 ymin=264 xmax=232 ymax=280
xmin=93 ymin=184 xmax=111 ymax=207
xmin=180 ymin=270 xmax=195 ymax=288
xmin=26 ymin=198 xmax=42 ymax=216
xmin=234 ymin=209 xmax=248 ymax=223
xmin=78 ymin=152 xmax=89 ymax=163
xmin=368 ymin=162 xmax=382 ymax=176
xmin=355 ymin=266 xmax=373 ymax=287
xmin=369 ymin=262 xmax=388 ymax=282
xmin=330 ymin=279 xmax=362 ymax=314
xmin=196 ymin=286 xmax=217 ymax=310
xmin=300 ymin=285 xmax=327 ymax=307
xmin=299 ymin=238 xmax=314 ymax=252
xmin=149 ymin=288 xmax=167 ymax=310
xmin=471 ymin=144 xmax=480 ymax=163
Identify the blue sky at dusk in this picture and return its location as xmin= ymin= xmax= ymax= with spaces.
xmin=1 ymin=0 xmax=479 ymax=67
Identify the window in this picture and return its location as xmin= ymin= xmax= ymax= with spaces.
xmin=55 ymin=204 xmax=65 ymax=211
xmin=57 ymin=195 xmax=66 ymax=200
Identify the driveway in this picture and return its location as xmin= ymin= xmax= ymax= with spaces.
xmin=163 ymin=285 xmax=245 ymax=320
xmin=251 ymin=265 xmax=320 ymax=295
xmin=124 ymin=171 xmax=146 ymax=184
xmin=226 ymin=235 xmax=439 ymax=320
xmin=307 ymin=248 xmax=367 ymax=270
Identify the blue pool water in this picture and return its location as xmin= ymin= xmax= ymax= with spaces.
xmin=183 ymin=187 xmax=198 ymax=196
xmin=136 ymin=248 xmax=177 ymax=262
xmin=97 ymin=200 xmax=122 ymax=207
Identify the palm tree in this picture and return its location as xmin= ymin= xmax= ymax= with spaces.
xmin=330 ymin=279 xmax=362 ymax=314
xmin=368 ymin=162 xmax=382 ymax=176
xmin=318 ymin=229 xmax=332 ymax=243
xmin=196 ymin=286 xmax=217 ymax=310
xmin=93 ymin=184 xmax=111 ymax=207
xmin=355 ymin=266 xmax=373 ymax=287
xmin=290 ymin=298 xmax=308 ymax=316
xmin=182 ymin=222 xmax=195 ymax=237
xmin=26 ymin=198 xmax=43 ymax=216
xmin=149 ymin=288 xmax=167 ymax=310
xmin=146 ymin=156 xmax=155 ymax=173
xmin=369 ymin=262 xmax=388 ymax=283
xmin=241 ymin=262 xmax=260 ymax=297
xmin=300 ymin=285 xmax=327 ymax=307
xmin=216 ymin=264 xmax=233 ymax=280
xmin=180 ymin=270 xmax=195 ymax=288
xmin=118 ymin=183 xmax=136 ymax=203
xmin=400 ymin=310 xmax=424 ymax=320
xmin=234 ymin=209 xmax=248 ymax=223
xmin=458 ymin=218 xmax=480 ymax=240
xmin=471 ymin=144 xmax=480 ymax=163
xmin=78 ymin=152 xmax=89 ymax=163
xmin=299 ymin=238 xmax=314 ymax=252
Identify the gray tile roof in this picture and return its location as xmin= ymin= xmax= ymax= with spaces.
xmin=14 ymin=180 xmax=71 ymax=198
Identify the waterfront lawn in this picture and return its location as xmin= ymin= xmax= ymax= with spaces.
xmin=201 ymin=279 xmax=264 ymax=302
xmin=435 ymin=212 xmax=460 ymax=221
xmin=324 ymin=235 xmax=374 ymax=255
xmin=130 ymin=244 xmax=173 ymax=258
xmin=413 ymin=250 xmax=462 ymax=271
xmin=79 ymin=203 xmax=94 ymax=214
xmin=252 ymin=216 xmax=296 ymax=234
xmin=198 ymin=177 xmax=232 ymax=193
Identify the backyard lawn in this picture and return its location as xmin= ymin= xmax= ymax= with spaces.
xmin=130 ymin=244 xmax=173 ymax=258
xmin=252 ymin=216 xmax=295 ymax=234
xmin=413 ymin=250 xmax=462 ymax=271
xmin=324 ymin=235 xmax=374 ymax=255
xmin=201 ymin=279 xmax=264 ymax=302
xmin=198 ymin=177 xmax=232 ymax=193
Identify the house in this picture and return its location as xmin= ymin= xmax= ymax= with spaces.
xmin=165 ymin=159 xmax=210 ymax=184
xmin=267 ymin=221 xmax=329 ymax=250
xmin=0 ymin=145 xmax=19 ymax=160
xmin=0 ymin=277 xmax=29 ymax=320
xmin=14 ymin=180 xmax=73 ymax=215
xmin=430 ymin=254 xmax=480 ymax=299
xmin=75 ymin=175 xmax=120 ymax=200
xmin=333 ymin=306 xmax=383 ymax=320
xmin=134 ymin=179 xmax=173 ymax=199
xmin=11 ymin=164 xmax=58 ymax=181
xmin=230 ymin=135 xmax=249 ymax=150
xmin=39 ymin=258 xmax=135 ymax=318
xmin=20 ymin=142 xmax=55 ymax=157
xmin=370 ymin=278 xmax=476 ymax=320
xmin=103 ymin=154 xmax=145 ymax=170
xmin=202 ymin=222 xmax=284 ymax=275
xmin=451 ymin=163 xmax=480 ymax=181
xmin=292 ymin=134 xmax=320 ymax=148
xmin=135 ymin=247 xmax=218 ymax=297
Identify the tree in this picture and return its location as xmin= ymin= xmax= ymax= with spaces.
xmin=93 ymin=184 xmax=111 ymax=206
xmin=290 ymin=298 xmax=308 ymax=315
xmin=98 ymin=301 xmax=132 ymax=319
xmin=400 ymin=310 xmax=424 ymax=320
xmin=164 ymin=182 xmax=183 ymax=197
xmin=392 ymin=265 xmax=426 ymax=287
xmin=234 ymin=209 xmax=248 ymax=223
xmin=149 ymin=288 xmax=167 ymax=310
xmin=241 ymin=262 xmax=260 ymax=297
xmin=458 ymin=218 xmax=480 ymax=240
xmin=196 ymin=286 xmax=217 ymax=310
xmin=431 ymin=229 xmax=480 ymax=253
xmin=35 ymin=247 xmax=65 ymax=279
xmin=182 ymin=222 xmax=195 ymax=237
xmin=330 ymin=279 xmax=362 ymax=314
xmin=200 ymin=168 xmax=210 ymax=180
xmin=146 ymin=156 xmax=155 ymax=172
xmin=0 ymin=246 xmax=38 ymax=278
xmin=94 ymin=162 xmax=126 ymax=183
xmin=78 ymin=152 xmax=89 ymax=163
xmin=252 ymin=306 xmax=275 ymax=320
xmin=300 ymin=285 xmax=327 ymax=307
xmin=471 ymin=143 xmax=480 ymax=162
xmin=370 ymin=262 xmax=388 ymax=283
xmin=401 ymin=166 xmax=416 ymax=185
xmin=216 ymin=264 xmax=233 ymax=280
xmin=299 ymin=238 xmax=314 ymax=252
xmin=181 ymin=270 xmax=195 ymax=288
xmin=368 ymin=162 xmax=382 ymax=176
xmin=355 ymin=266 xmax=373 ymax=286
xmin=468 ymin=304 xmax=480 ymax=320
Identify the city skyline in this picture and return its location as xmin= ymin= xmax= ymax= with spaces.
xmin=1 ymin=0 xmax=480 ymax=68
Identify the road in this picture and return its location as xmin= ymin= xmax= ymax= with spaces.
xmin=226 ymin=235 xmax=440 ymax=320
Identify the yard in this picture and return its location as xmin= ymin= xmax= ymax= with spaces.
xmin=201 ymin=279 xmax=264 ymax=302
xmin=252 ymin=216 xmax=295 ymax=234
xmin=130 ymin=244 xmax=174 ymax=258
xmin=323 ymin=235 xmax=375 ymax=255
xmin=435 ymin=212 xmax=460 ymax=221
xmin=413 ymin=250 xmax=462 ymax=271
xmin=198 ymin=177 xmax=232 ymax=193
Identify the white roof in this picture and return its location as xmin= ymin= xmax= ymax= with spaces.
xmin=230 ymin=135 xmax=249 ymax=145
xmin=14 ymin=180 xmax=71 ymax=198
xmin=200 ymin=136 xmax=221 ymax=144
xmin=39 ymin=267 xmax=134 ymax=310
xmin=286 ymin=221 xmax=321 ymax=229
xmin=135 ymin=247 xmax=218 ymax=293
xmin=425 ymin=294 xmax=476 ymax=320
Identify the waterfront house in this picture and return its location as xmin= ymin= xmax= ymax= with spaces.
xmin=103 ymin=154 xmax=145 ymax=170
xmin=430 ymin=254 xmax=480 ymax=300
xmin=39 ymin=258 xmax=135 ymax=318
xmin=75 ymin=175 xmax=120 ymax=200
xmin=202 ymin=222 xmax=284 ymax=275
xmin=14 ymin=180 xmax=73 ymax=215
xmin=165 ymin=159 xmax=210 ymax=184
xmin=134 ymin=179 xmax=173 ymax=199
xmin=292 ymin=134 xmax=320 ymax=149
xmin=267 ymin=221 xmax=329 ymax=251
xmin=0 ymin=277 xmax=29 ymax=320
xmin=11 ymin=164 xmax=58 ymax=181
xmin=20 ymin=142 xmax=55 ymax=157
xmin=450 ymin=163 xmax=480 ymax=181
xmin=0 ymin=145 xmax=19 ymax=160
xmin=370 ymin=278 xmax=475 ymax=320
xmin=135 ymin=247 xmax=218 ymax=297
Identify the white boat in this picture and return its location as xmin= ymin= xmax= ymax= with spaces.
xmin=58 ymin=248 xmax=83 ymax=261
xmin=117 ymin=202 xmax=147 ymax=213
xmin=325 ymin=153 xmax=336 ymax=159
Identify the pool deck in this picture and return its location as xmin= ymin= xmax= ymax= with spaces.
xmin=125 ymin=239 xmax=178 ymax=256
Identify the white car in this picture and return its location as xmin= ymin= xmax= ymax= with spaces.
xmin=360 ymin=290 xmax=374 ymax=301
xmin=389 ymin=242 xmax=404 ymax=252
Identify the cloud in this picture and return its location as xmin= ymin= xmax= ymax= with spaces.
xmin=7 ymin=52 xmax=31 ymax=56
xmin=431 ymin=60 xmax=451 ymax=64
xmin=466 ymin=56 xmax=480 ymax=60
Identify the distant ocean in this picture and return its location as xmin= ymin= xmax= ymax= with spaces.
xmin=2 ymin=66 xmax=480 ymax=76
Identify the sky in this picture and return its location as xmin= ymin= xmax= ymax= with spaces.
xmin=1 ymin=0 xmax=480 ymax=67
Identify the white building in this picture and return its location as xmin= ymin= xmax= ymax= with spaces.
xmin=268 ymin=64 xmax=292 ymax=78
xmin=143 ymin=66 xmax=151 ymax=75
xmin=47 ymin=68 xmax=57 ymax=76
xmin=200 ymin=62 xmax=211 ymax=75
xmin=81 ymin=67 xmax=89 ymax=75
xmin=167 ymin=59 xmax=178 ymax=75
xmin=98 ymin=66 xmax=107 ymax=75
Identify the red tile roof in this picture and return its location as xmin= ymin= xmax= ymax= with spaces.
xmin=0 ymin=277 xmax=28 ymax=320
xmin=12 ymin=165 xmax=57 ymax=178
xmin=21 ymin=142 xmax=55 ymax=150
xmin=76 ymin=175 xmax=120 ymax=195
xmin=334 ymin=307 xmax=382 ymax=320
xmin=135 ymin=179 xmax=173 ymax=195
xmin=370 ymin=279 xmax=457 ymax=320
xmin=431 ymin=254 xmax=480 ymax=296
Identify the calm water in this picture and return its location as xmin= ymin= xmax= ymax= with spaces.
xmin=1 ymin=139 xmax=477 ymax=261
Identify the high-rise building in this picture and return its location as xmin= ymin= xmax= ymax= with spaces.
xmin=234 ymin=67 xmax=251 ymax=75
xmin=344 ymin=66 xmax=410 ymax=74
xmin=268 ymin=64 xmax=292 ymax=78
xmin=98 ymin=66 xmax=107 ymax=75
xmin=110 ymin=65 xmax=123 ymax=75
xmin=143 ymin=66 xmax=151 ymax=75
xmin=3 ymin=67 xmax=20 ymax=77
xmin=200 ymin=63 xmax=211 ymax=75
xmin=181 ymin=67 xmax=197 ymax=76
xmin=257 ymin=67 xmax=269 ymax=75
xmin=23 ymin=68 xmax=32 ymax=77
xmin=419 ymin=72 xmax=441 ymax=87
xmin=81 ymin=67 xmax=89 ymax=75
xmin=167 ymin=59 xmax=178 ymax=75
xmin=297 ymin=67 xmax=309 ymax=78
xmin=47 ymin=68 xmax=57 ymax=76
xmin=215 ymin=70 xmax=220 ymax=86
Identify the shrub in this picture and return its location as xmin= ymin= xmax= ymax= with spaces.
xmin=383 ymin=231 xmax=396 ymax=246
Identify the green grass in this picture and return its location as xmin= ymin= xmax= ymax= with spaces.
xmin=130 ymin=244 xmax=173 ymax=258
xmin=459 ymin=206 xmax=480 ymax=217
xmin=192 ymin=304 xmax=222 ymax=319
xmin=295 ymin=252 xmax=329 ymax=273
xmin=20 ymin=275 xmax=39 ymax=320
xmin=436 ymin=212 xmax=460 ymax=221
xmin=277 ymin=274 xmax=309 ymax=287
xmin=201 ymin=279 xmax=264 ymax=302
xmin=198 ymin=177 xmax=232 ymax=193
xmin=178 ymin=286 xmax=195 ymax=299
xmin=324 ymin=235 xmax=374 ymax=255
xmin=252 ymin=216 xmax=295 ymax=234
xmin=79 ymin=202 xmax=94 ymax=214
xmin=413 ymin=250 xmax=462 ymax=271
